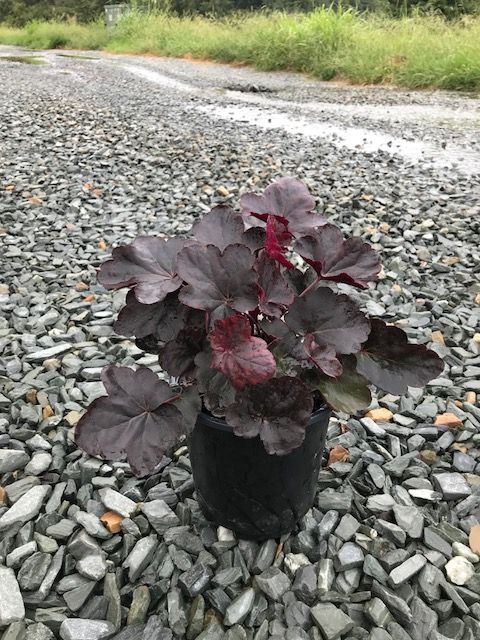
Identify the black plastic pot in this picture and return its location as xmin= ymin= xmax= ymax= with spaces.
xmin=189 ymin=407 xmax=331 ymax=540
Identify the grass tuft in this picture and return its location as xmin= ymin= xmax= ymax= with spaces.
xmin=0 ymin=9 xmax=479 ymax=92
xmin=0 ymin=54 xmax=45 ymax=64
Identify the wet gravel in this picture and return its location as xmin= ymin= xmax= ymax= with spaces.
xmin=1 ymin=46 xmax=480 ymax=640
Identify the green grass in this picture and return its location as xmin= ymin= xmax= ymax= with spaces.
xmin=0 ymin=9 xmax=479 ymax=92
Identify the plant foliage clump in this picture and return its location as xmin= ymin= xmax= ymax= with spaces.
xmin=76 ymin=177 xmax=443 ymax=475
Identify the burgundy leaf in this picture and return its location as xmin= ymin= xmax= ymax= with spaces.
xmin=256 ymin=253 xmax=295 ymax=318
xmin=312 ymin=356 xmax=371 ymax=414
xmin=259 ymin=317 xmax=291 ymax=339
xmin=356 ymin=319 xmax=444 ymax=395
xmin=159 ymin=328 xmax=205 ymax=378
xmin=285 ymin=288 xmax=370 ymax=355
xmin=225 ymin=377 xmax=313 ymax=455
xmin=192 ymin=205 xmax=246 ymax=251
xmin=114 ymin=291 xmax=187 ymax=341
xmin=210 ymin=314 xmax=276 ymax=390
xmin=135 ymin=335 xmax=165 ymax=354
xmin=177 ymin=244 xmax=258 ymax=315
xmin=293 ymin=335 xmax=343 ymax=378
xmin=194 ymin=350 xmax=236 ymax=416
xmin=242 ymin=227 xmax=266 ymax=252
xmin=284 ymin=266 xmax=317 ymax=295
xmin=295 ymin=225 xmax=381 ymax=289
xmin=240 ymin=177 xmax=325 ymax=238
xmin=265 ymin=215 xmax=294 ymax=268
xmin=75 ymin=366 xmax=185 ymax=476
xmin=98 ymin=236 xmax=192 ymax=304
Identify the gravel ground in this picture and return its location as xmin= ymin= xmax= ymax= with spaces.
xmin=1 ymin=47 xmax=480 ymax=640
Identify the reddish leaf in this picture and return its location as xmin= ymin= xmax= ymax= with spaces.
xmin=210 ymin=314 xmax=276 ymax=390
xmin=256 ymin=253 xmax=295 ymax=318
xmin=75 ymin=366 xmax=185 ymax=476
xmin=177 ymin=244 xmax=258 ymax=316
xmin=225 ymin=377 xmax=313 ymax=455
xmin=98 ymin=236 xmax=191 ymax=304
xmin=285 ymin=288 xmax=370 ymax=355
xmin=265 ymin=215 xmax=294 ymax=268
xmin=356 ymin=319 xmax=445 ymax=394
xmin=240 ymin=177 xmax=325 ymax=238
xmin=295 ymin=225 xmax=381 ymax=289
xmin=294 ymin=334 xmax=343 ymax=378
xmin=194 ymin=350 xmax=236 ymax=416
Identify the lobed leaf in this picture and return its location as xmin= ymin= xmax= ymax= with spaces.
xmin=194 ymin=350 xmax=236 ymax=416
xmin=158 ymin=328 xmax=205 ymax=379
xmin=356 ymin=319 xmax=445 ymax=395
xmin=114 ymin=291 xmax=187 ymax=341
xmin=192 ymin=205 xmax=246 ymax=251
xmin=210 ymin=314 xmax=276 ymax=389
xmin=240 ymin=177 xmax=325 ymax=238
xmin=295 ymin=225 xmax=381 ymax=289
xmin=313 ymin=356 xmax=372 ymax=414
xmin=98 ymin=236 xmax=191 ymax=304
xmin=225 ymin=377 xmax=313 ymax=455
xmin=294 ymin=335 xmax=343 ymax=378
xmin=285 ymin=288 xmax=370 ymax=355
xmin=75 ymin=366 xmax=185 ymax=476
xmin=256 ymin=252 xmax=295 ymax=318
xmin=177 ymin=244 xmax=258 ymax=317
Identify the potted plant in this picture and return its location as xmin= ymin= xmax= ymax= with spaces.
xmin=76 ymin=177 xmax=443 ymax=540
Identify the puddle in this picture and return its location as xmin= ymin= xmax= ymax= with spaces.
xmin=123 ymin=64 xmax=194 ymax=91
xmin=225 ymin=90 xmax=480 ymax=126
xmin=57 ymin=53 xmax=99 ymax=61
xmin=197 ymin=103 xmax=480 ymax=175
xmin=0 ymin=55 xmax=45 ymax=65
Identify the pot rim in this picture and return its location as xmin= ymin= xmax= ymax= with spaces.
xmin=197 ymin=404 xmax=331 ymax=434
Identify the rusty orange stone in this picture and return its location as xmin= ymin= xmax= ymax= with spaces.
xmin=465 ymin=392 xmax=477 ymax=405
xmin=420 ymin=450 xmax=438 ymax=465
xmin=42 ymin=405 xmax=54 ymax=419
xmin=366 ymin=408 xmax=393 ymax=422
xmin=434 ymin=413 xmax=463 ymax=428
xmin=0 ymin=486 xmax=6 ymax=506
xmin=431 ymin=330 xmax=445 ymax=345
xmin=100 ymin=511 xmax=123 ymax=534
xmin=469 ymin=524 xmax=480 ymax=555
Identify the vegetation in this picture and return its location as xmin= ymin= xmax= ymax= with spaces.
xmin=0 ymin=8 xmax=479 ymax=91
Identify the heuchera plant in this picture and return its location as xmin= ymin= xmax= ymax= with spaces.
xmin=76 ymin=177 xmax=444 ymax=476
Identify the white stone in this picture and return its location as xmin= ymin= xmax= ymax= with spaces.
xmin=59 ymin=619 xmax=114 ymax=640
xmin=452 ymin=542 xmax=479 ymax=564
xmin=217 ymin=526 xmax=235 ymax=542
xmin=283 ymin=553 xmax=311 ymax=578
xmin=98 ymin=488 xmax=137 ymax=518
xmin=445 ymin=556 xmax=475 ymax=585
xmin=0 ymin=566 xmax=25 ymax=626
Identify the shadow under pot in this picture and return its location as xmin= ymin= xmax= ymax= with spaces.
xmin=189 ymin=406 xmax=331 ymax=541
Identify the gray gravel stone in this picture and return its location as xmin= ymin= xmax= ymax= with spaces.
xmin=99 ymin=488 xmax=137 ymax=518
xmin=59 ymin=619 xmax=115 ymax=640
xmin=0 ymin=566 xmax=25 ymax=626
xmin=0 ymin=449 xmax=29 ymax=473
xmin=140 ymin=500 xmax=179 ymax=534
xmin=224 ymin=588 xmax=255 ymax=626
xmin=432 ymin=473 xmax=471 ymax=500
xmin=0 ymin=485 xmax=51 ymax=531
xmin=255 ymin=567 xmax=290 ymax=601
xmin=310 ymin=603 xmax=354 ymax=640
xmin=388 ymin=554 xmax=427 ymax=587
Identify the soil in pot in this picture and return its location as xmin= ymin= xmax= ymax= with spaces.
xmin=189 ymin=407 xmax=331 ymax=540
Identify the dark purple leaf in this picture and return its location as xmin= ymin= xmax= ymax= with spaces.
xmin=356 ymin=319 xmax=444 ymax=394
xmin=173 ymin=385 xmax=201 ymax=434
xmin=284 ymin=266 xmax=317 ymax=295
xmin=259 ymin=317 xmax=291 ymax=339
xmin=294 ymin=335 xmax=343 ymax=378
xmin=194 ymin=350 xmax=236 ymax=416
xmin=192 ymin=205 xmax=246 ymax=251
xmin=225 ymin=377 xmax=313 ymax=455
xmin=295 ymin=225 xmax=381 ymax=289
xmin=159 ymin=328 xmax=205 ymax=378
xmin=177 ymin=244 xmax=258 ymax=315
xmin=98 ymin=236 xmax=192 ymax=304
xmin=242 ymin=227 xmax=266 ymax=252
xmin=313 ymin=356 xmax=371 ymax=414
xmin=240 ymin=177 xmax=325 ymax=238
xmin=285 ymin=288 xmax=370 ymax=355
xmin=256 ymin=253 xmax=295 ymax=318
xmin=135 ymin=335 xmax=165 ymax=354
xmin=75 ymin=366 xmax=185 ymax=476
xmin=114 ymin=291 xmax=187 ymax=341
xmin=210 ymin=314 xmax=276 ymax=390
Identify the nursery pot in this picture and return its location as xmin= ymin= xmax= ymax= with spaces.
xmin=189 ymin=407 xmax=331 ymax=540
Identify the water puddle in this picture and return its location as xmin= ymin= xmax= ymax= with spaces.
xmin=197 ymin=103 xmax=479 ymax=175
xmin=225 ymin=90 xmax=480 ymax=126
xmin=0 ymin=55 xmax=45 ymax=65
xmin=57 ymin=53 xmax=99 ymax=61
xmin=123 ymin=64 xmax=194 ymax=92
